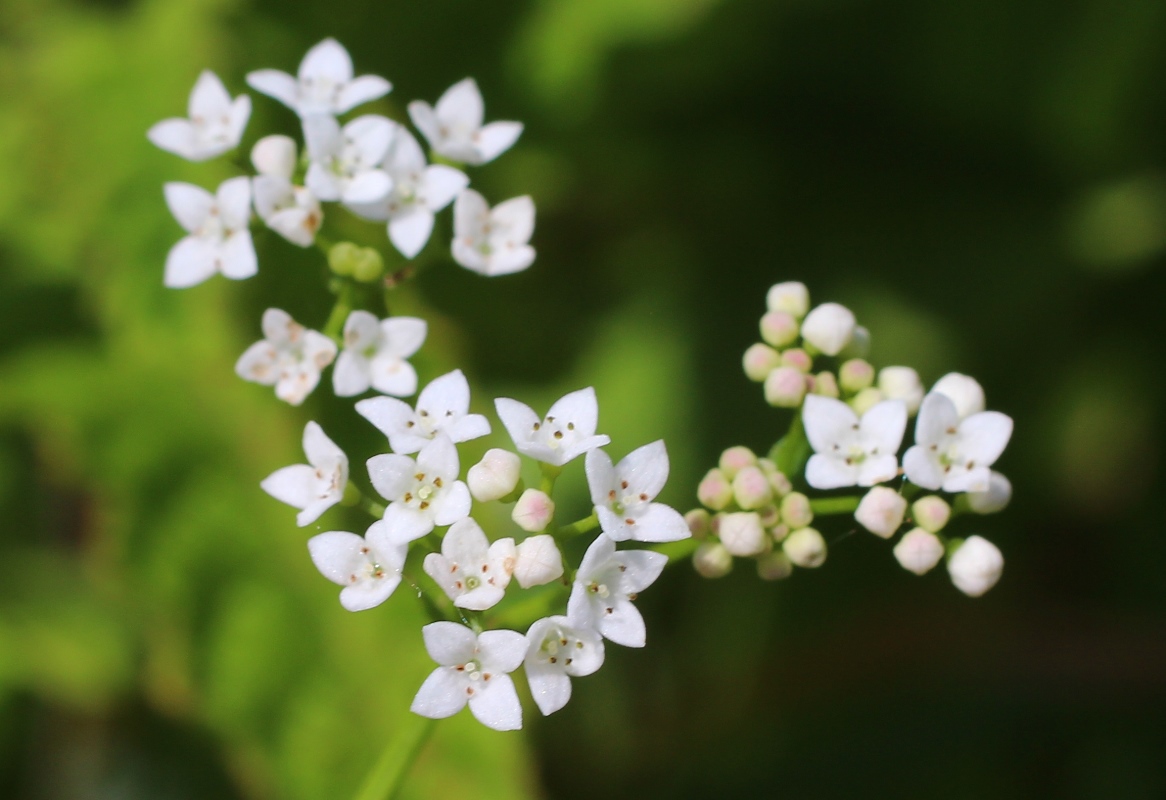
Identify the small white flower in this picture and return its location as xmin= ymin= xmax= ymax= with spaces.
xmin=878 ymin=366 xmax=924 ymax=415
xmin=308 ymin=521 xmax=406 ymax=611
xmin=411 ymin=622 xmax=525 ymax=731
xmin=800 ymin=302 xmax=856 ymax=356
xmin=853 ymin=486 xmax=907 ymax=539
xmin=148 ymin=70 xmax=250 ymax=162
xmin=893 ymin=528 xmax=945 ymax=575
xmin=355 ymin=369 xmax=490 ymax=455
xmin=246 ymin=38 xmax=391 ymax=118
xmin=496 ymin=387 xmax=610 ymax=467
xmin=466 ymin=449 xmax=522 ymax=502
xmin=931 ymin=372 xmax=985 ymax=419
xmin=966 ymin=471 xmax=1012 ymax=514
xmin=346 ymin=128 xmax=468 ymax=258
xmin=423 ymin=518 xmax=515 ymax=611
xmin=585 ymin=441 xmax=689 ymax=543
xmin=802 ymin=394 xmax=907 ymax=489
xmin=567 ymin=535 xmax=667 ymax=648
xmin=163 ymin=178 xmax=256 ymax=288
xmin=947 ymin=535 xmax=1003 ymax=597
xmin=902 ymin=392 xmax=1013 ymax=493
xmin=332 ymin=311 xmax=426 ymax=398
xmin=513 ymin=535 xmax=563 ymax=588
xmin=303 ymin=114 xmax=395 ymax=204
xmin=367 ymin=434 xmax=471 ymax=544
xmin=451 ymin=190 xmax=535 ymax=277
xmin=512 ymin=489 xmax=555 ymax=533
xmin=251 ymin=136 xmax=322 ymax=248
xmin=261 ymin=421 xmax=348 ymax=526
xmin=235 ymin=309 xmax=337 ymax=405
xmin=408 ymin=78 xmax=523 ymax=165
xmin=524 ymin=615 xmax=604 ymax=716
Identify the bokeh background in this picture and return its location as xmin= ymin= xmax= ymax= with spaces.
xmin=2 ymin=0 xmax=1165 ymax=797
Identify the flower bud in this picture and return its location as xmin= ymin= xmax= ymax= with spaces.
xmin=966 ymin=471 xmax=1012 ymax=514
xmin=840 ymin=325 xmax=871 ymax=359
xmin=811 ymin=371 xmax=840 ymax=398
xmin=767 ymin=470 xmax=793 ymax=498
xmin=779 ymin=491 xmax=813 ymax=529
xmin=512 ymin=489 xmax=555 ymax=533
xmin=756 ymin=551 xmax=794 ymax=581
xmin=351 ymin=246 xmax=385 ymax=283
xmin=848 ymin=387 xmax=884 ymax=416
xmin=783 ymin=527 xmax=827 ymax=568
xmin=743 ymin=343 xmax=782 ymax=382
xmin=512 ymin=534 xmax=563 ymax=588
xmin=946 ymin=535 xmax=1003 ymax=597
xmin=912 ymin=495 xmax=951 ymax=533
xmin=770 ymin=523 xmax=790 ymax=542
xmin=780 ymin=348 xmax=813 ymax=373
xmin=732 ymin=466 xmax=772 ymax=510
xmin=932 ymin=372 xmax=985 ymax=418
xmin=853 ymin=486 xmax=907 ymax=539
xmin=893 ymin=528 xmax=944 ymax=575
xmin=718 ymin=446 xmax=757 ymax=479
xmin=693 ymin=542 xmax=733 ymax=578
xmin=760 ymin=311 xmax=800 ymax=348
xmin=766 ymin=281 xmax=810 ymax=318
xmin=467 ymin=448 xmax=522 ymax=502
xmin=839 ymin=358 xmax=875 ymax=393
xmin=758 ymin=504 xmax=780 ymax=528
xmin=878 ymin=366 xmax=924 ymax=414
xmin=328 ymin=241 xmax=360 ymax=276
xmin=697 ymin=469 xmax=733 ymax=511
xmin=764 ymin=366 xmax=807 ymax=408
xmin=718 ymin=512 xmax=767 ymax=556
xmin=251 ymin=134 xmax=297 ymax=178
xmin=685 ymin=508 xmax=711 ymax=538
xmin=801 ymin=302 xmax=856 ymax=356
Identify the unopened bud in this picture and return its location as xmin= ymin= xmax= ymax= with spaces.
xmin=780 ymin=348 xmax=813 ymax=373
xmin=770 ymin=523 xmax=790 ymax=543
xmin=467 ymin=448 xmax=522 ymax=502
xmin=718 ymin=446 xmax=757 ymax=479
xmin=758 ymin=504 xmax=780 ymax=528
xmin=912 ymin=495 xmax=951 ymax=533
xmin=801 ymin=302 xmax=856 ymax=356
xmin=966 ymin=471 xmax=1012 ymax=514
xmin=351 ymin=246 xmax=384 ymax=282
xmin=732 ymin=466 xmax=773 ymax=510
xmin=251 ymin=134 xmax=297 ymax=179
xmin=839 ymin=358 xmax=875 ymax=393
xmin=718 ymin=512 xmax=767 ymax=556
xmin=512 ymin=489 xmax=555 ymax=533
xmin=743 ymin=343 xmax=781 ymax=382
xmin=848 ymin=387 xmax=884 ymax=416
xmin=947 ymin=535 xmax=1003 ymax=597
xmin=854 ymin=486 xmax=907 ymax=539
xmin=764 ymin=366 xmax=807 ymax=408
xmin=685 ymin=508 xmax=711 ymax=539
xmin=767 ymin=470 xmax=792 ymax=498
xmin=932 ymin=372 xmax=985 ymax=418
xmin=512 ymin=535 xmax=563 ymax=588
xmin=766 ymin=281 xmax=810 ymax=318
xmin=893 ymin=528 xmax=944 ymax=575
xmin=760 ymin=311 xmax=799 ymax=348
xmin=783 ymin=527 xmax=827 ymax=568
xmin=756 ymin=550 xmax=794 ymax=581
xmin=328 ymin=242 xmax=360 ymax=276
xmin=693 ymin=542 xmax=733 ymax=578
xmin=878 ymin=366 xmax=924 ymax=414
xmin=697 ymin=469 xmax=733 ymax=510
xmin=779 ymin=491 xmax=813 ymax=529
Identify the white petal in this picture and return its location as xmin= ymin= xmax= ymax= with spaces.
xmin=856 ymin=454 xmax=900 ymax=486
xmin=454 ymin=584 xmax=504 ymax=611
xmin=431 ymin=482 xmax=471 ymax=527
xmin=915 ymin=393 xmax=960 ymax=447
xmin=624 ymin=503 xmax=690 ymax=543
xmin=337 ymin=74 xmax=392 ymax=113
xmin=598 ymin=600 xmax=646 ymax=648
xmin=585 ymin=448 xmax=616 ymax=508
xmin=383 ymin=503 xmax=433 ymax=543
xmin=339 ymin=572 xmax=401 ymax=612
xmin=468 ymin=675 xmax=522 ymax=731
xmin=422 ymin=166 xmax=469 ymax=212
xmin=305 ymin=163 xmax=342 ymax=202
xmin=308 ymin=531 xmax=367 ymax=587
xmin=245 ymin=69 xmax=299 ymax=110
xmin=478 ymin=629 xmax=527 ymax=673
xmin=802 ymin=395 xmax=859 ymax=454
xmin=268 ymin=206 xmax=319 ymax=247
xmin=345 ymin=115 xmax=396 ymax=163
xmin=366 ymin=453 xmax=416 ymax=501
xmin=369 ymin=356 xmax=417 ymax=397
xmin=380 ymin=317 xmax=427 ymax=359
xmin=527 ymin=666 xmax=572 ymax=716
xmin=218 ymin=232 xmax=258 ymax=280
xmin=481 ymin=245 xmax=535 ymax=277
xmin=163 ymin=182 xmax=213 ymax=232
xmin=618 ymin=440 xmax=670 ymax=502
xmin=453 ymin=189 xmax=489 ymax=235
xmin=576 ymin=534 xmax=616 ymax=579
xmin=449 ymin=414 xmax=491 ymax=444
xmin=490 ymin=195 xmax=535 ymax=245
xmin=260 ymin=308 xmax=296 ymax=344
xmin=547 ymin=387 xmax=599 ymax=436
xmin=406 ymin=101 xmax=440 ymax=147
xmin=303 ymin=421 xmax=344 ymax=468
xmin=418 ymin=370 xmax=471 ymax=416
xmin=163 ymin=237 xmax=217 ymax=288
xmin=805 ymin=453 xmax=859 ymax=490
xmin=616 ymin=550 xmax=668 ymax=593
xmin=227 ymin=96 xmax=251 ymax=150
xmin=411 ymin=668 xmax=469 ymax=719
xmin=423 ymin=621 xmax=478 ymax=664
xmin=260 ymin=464 xmax=316 ymax=511
xmin=902 ymin=445 xmax=944 ymax=490
xmin=471 ymin=121 xmax=523 ymax=164
xmin=343 ymin=310 xmax=380 ymax=350
xmin=435 ymin=78 xmax=484 ymax=130
xmin=957 ymin=411 xmax=1013 ymax=467
xmin=342 ymin=170 xmax=393 ymax=204
xmin=355 ymin=396 xmax=414 ymax=447
xmin=302 ymin=114 xmax=341 ymax=163
xmin=296 ymin=497 xmax=336 ymax=527
xmin=596 ymin=506 xmax=632 ymax=542
xmin=252 ymin=175 xmax=294 ymax=220
xmin=274 ymin=365 xmax=321 ymax=406
xmin=416 ymin=435 xmax=459 ymax=480
xmin=147 ymin=119 xmax=196 ymax=160
xmin=943 ymin=465 xmax=992 ymax=494
xmin=932 ymin=373 xmax=985 ymax=418
xmin=216 ymin=176 xmax=253 ymax=230
xmin=298 ymin=38 xmax=353 ymax=84
xmin=251 ymin=134 xmax=298 ymax=179
xmin=188 ymin=70 xmax=232 ymax=119
xmin=860 ymin=400 xmax=908 ymax=456
xmin=302 ymin=330 xmax=337 ymax=370
xmin=388 ymin=209 xmax=435 ymax=258
xmin=234 ymin=340 xmax=278 ymax=385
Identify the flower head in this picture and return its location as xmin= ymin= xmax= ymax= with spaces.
xmin=367 ymin=434 xmax=471 ymax=543
xmin=246 ymin=38 xmax=391 ymax=117
xmin=411 ymin=622 xmax=525 ymax=731
xmin=567 ymin=535 xmax=666 ymax=648
xmin=163 ymin=178 xmax=256 ymax=288
xmin=261 ymin=421 xmax=348 ymax=526
xmin=802 ymin=394 xmax=907 ymax=489
xmin=902 ymin=392 xmax=1012 ymax=493
xmin=356 ymin=369 xmax=491 ymax=455
xmin=408 ymin=78 xmax=523 ymax=165
xmin=307 ymin=521 xmax=407 ymax=611
xmin=524 ymin=615 xmax=604 ymax=716
xmin=235 ymin=309 xmax=337 ymax=405
xmin=148 ymin=70 xmax=250 ymax=161
xmin=423 ymin=518 xmax=515 ymax=611
xmin=452 ymin=190 xmax=535 ymax=276
xmin=332 ymin=311 xmax=426 ymax=398
xmin=495 ymin=387 xmax=609 ymax=467
xmin=585 ymin=441 xmax=689 ymax=543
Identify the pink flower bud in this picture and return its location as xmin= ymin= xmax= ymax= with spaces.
xmin=780 ymin=348 xmax=813 ymax=373
xmin=839 ymin=358 xmax=875 ymax=393
xmin=732 ymin=465 xmax=773 ymax=510
xmin=911 ymin=495 xmax=951 ymax=533
xmin=893 ymin=528 xmax=944 ymax=575
xmin=780 ymin=492 xmax=813 ymax=529
xmin=718 ymin=446 xmax=758 ymax=479
xmin=511 ymin=489 xmax=555 ymax=533
xmin=812 ymin=371 xmax=840 ymax=398
xmin=854 ymin=486 xmax=907 ymax=539
xmin=764 ymin=366 xmax=807 ymax=408
xmin=743 ymin=343 xmax=782 ymax=382
xmin=760 ymin=311 xmax=800 ymax=348
xmin=697 ymin=469 xmax=733 ymax=510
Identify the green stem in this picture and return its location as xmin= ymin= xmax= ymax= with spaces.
xmin=351 ymin=716 xmax=437 ymax=800
xmin=359 ymin=494 xmax=386 ymax=519
xmin=809 ymin=496 xmax=861 ymax=515
xmin=652 ymin=537 xmax=700 ymax=561
xmin=323 ymin=282 xmax=355 ymax=344
xmin=556 ymin=511 xmax=599 ymax=540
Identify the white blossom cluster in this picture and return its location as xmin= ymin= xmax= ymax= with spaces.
xmin=694 ymin=281 xmax=1013 ymax=597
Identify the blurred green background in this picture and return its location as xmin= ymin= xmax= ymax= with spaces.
xmin=2 ymin=0 xmax=1165 ymax=797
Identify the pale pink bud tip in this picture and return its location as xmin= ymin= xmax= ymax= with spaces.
xmin=854 ymin=486 xmax=907 ymax=539
xmin=893 ymin=528 xmax=945 ymax=575
xmin=839 ymin=358 xmax=875 ymax=393
xmin=743 ymin=343 xmax=782 ymax=382
xmin=779 ymin=492 xmax=813 ymax=529
xmin=764 ymin=366 xmax=807 ymax=408
xmin=732 ymin=466 xmax=773 ymax=510
xmin=718 ymin=446 xmax=758 ymax=478
xmin=760 ymin=311 xmax=799 ymax=348
xmin=947 ymin=536 xmax=1003 ymax=597
xmin=697 ymin=469 xmax=733 ymax=511
xmin=780 ymin=348 xmax=813 ymax=373
xmin=512 ymin=489 xmax=555 ymax=533
xmin=911 ymin=495 xmax=951 ymax=533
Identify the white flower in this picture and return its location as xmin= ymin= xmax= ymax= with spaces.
xmin=800 ymin=302 xmax=856 ymax=356
xmin=261 ymin=421 xmax=348 ymax=526
xmin=303 ymin=114 xmax=395 ymax=204
xmin=513 ymin=535 xmax=563 ymax=588
xmin=307 ymin=521 xmax=406 ymax=611
xmin=966 ymin=471 xmax=1012 ymax=514
xmin=332 ymin=311 xmax=426 ymax=398
xmin=367 ymin=434 xmax=470 ymax=544
xmin=251 ymin=136 xmax=322 ymax=248
xmin=766 ymin=281 xmax=810 ymax=318
xmin=408 ymin=78 xmax=523 ymax=165
xmin=411 ymin=622 xmax=525 ymax=731
xmin=246 ymin=38 xmax=391 ymax=118
xmin=148 ymin=70 xmax=250 ymax=162
xmin=567 ymin=535 xmax=666 ymax=648
xmin=467 ymin=449 xmax=522 ymax=502
xmin=947 ymin=535 xmax=1003 ymax=597
xmin=585 ymin=441 xmax=689 ymax=543
xmin=355 ymin=369 xmax=491 ymax=455
xmin=423 ymin=518 xmax=515 ymax=611
xmin=931 ymin=372 xmax=985 ymax=419
xmin=163 ymin=178 xmax=256 ymax=288
xmin=524 ymin=615 xmax=604 ymax=716
xmin=495 ymin=387 xmax=609 ymax=467
xmin=235 ymin=309 xmax=337 ymax=405
xmin=902 ymin=392 xmax=1013 ymax=493
xmin=893 ymin=528 xmax=944 ymax=575
xmin=346 ymin=128 xmax=468 ymax=258
xmin=878 ymin=366 xmax=924 ymax=415
xmin=853 ymin=486 xmax=907 ymax=539
xmin=802 ymin=394 xmax=907 ymax=489
xmin=451 ymin=190 xmax=535 ymax=276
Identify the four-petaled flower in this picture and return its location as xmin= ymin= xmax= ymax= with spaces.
xmin=163 ymin=178 xmax=257 ymax=288
xmin=902 ymin=392 xmax=1013 ymax=493
xmin=451 ymin=190 xmax=536 ymax=277
xmin=585 ymin=441 xmax=689 ymax=543
xmin=332 ymin=311 xmax=427 ymax=398
xmin=235 ymin=308 xmax=337 ymax=406
xmin=246 ymin=38 xmax=391 ymax=118
xmin=411 ymin=622 xmax=526 ymax=731
xmin=567 ymin=535 xmax=666 ymax=648
xmin=524 ymin=615 xmax=605 ymax=716
xmin=496 ymin=387 xmax=609 ymax=467
xmin=423 ymin=518 xmax=515 ymax=611
xmin=408 ymin=78 xmax=523 ymax=165
xmin=356 ymin=369 xmax=490 ymax=455
xmin=802 ymin=394 xmax=907 ymax=489
xmin=303 ymin=114 xmax=395 ymax=204
xmin=367 ymin=434 xmax=471 ymax=543
xmin=251 ymin=135 xmax=322 ymax=247
xmin=308 ymin=521 xmax=407 ymax=612
xmin=148 ymin=70 xmax=251 ymax=162
xmin=261 ymin=421 xmax=348 ymax=526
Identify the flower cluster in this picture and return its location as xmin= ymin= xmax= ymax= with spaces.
xmin=694 ymin=282 xmax=1013 ymax=597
